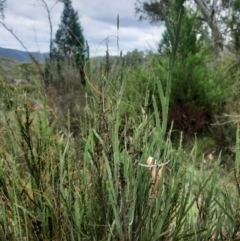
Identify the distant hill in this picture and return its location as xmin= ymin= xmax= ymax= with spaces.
xmin=0 ymin=47 xmax=48 ymax=63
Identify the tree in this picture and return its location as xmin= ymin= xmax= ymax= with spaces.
xmin=135 ymin=0 xmax=235 ymax=54
xmin=135 ymin=0 xmax=171 ymax=23
xmin=193 ymin=0 xmax=224 ymax=53
xmin=52 ymin=0 xmax=86 ymax=85
xmin=135 ymin=0 xmax=226 ymax=141
xmin=0 ymin=0 xmax=6 ymax=19
xmin=124 ymin=49 xmax=145 ymax=68
xmin=229 ymin=0 xmax=240 ymax=53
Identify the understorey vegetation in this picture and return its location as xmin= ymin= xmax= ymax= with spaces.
xmin=0 ymin=0 xmax=240 ymax=240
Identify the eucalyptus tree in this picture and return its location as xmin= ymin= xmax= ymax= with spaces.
xmin=135 ymin=0 xmax=240 ymax=54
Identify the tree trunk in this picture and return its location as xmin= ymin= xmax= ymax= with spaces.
xmin=194 ymin=0 xmax=224 ymax=54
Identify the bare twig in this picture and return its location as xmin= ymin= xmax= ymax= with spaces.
xmin=211 ymin=114 xmax=240 ymax=125
xmin=0 ymin=0 xmax=62 ymax=86
xmin=40 ymin=0 xmax=53 ymax=59
xmin=0 ymin=21 xmax=45 ymax=81
xmin=211 ymin=120 xmax=238 ymax=126
xmin=39 ymin=0 xmax=60 ymax=59
xmin=139 ymin=159 xmax=170 ymax=168
xmin=140 ymin=156 xmax=170 ymax=199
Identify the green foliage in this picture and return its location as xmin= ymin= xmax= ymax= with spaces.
xmin=17 ymin=62 xmax=39 ymax=77
xmin=1 ymin=60 xmax=240 ymax=240
xmin=172 ymin=53 xmax=224 ymax=112
xmin=123 ymin=50 xmax=226 ymax=141
xmin=124 ymin=49 xmax=146 ymax=68
xmin=165 ymin=12 xmax=206 ymax=56
xmin=229 ymin=0 xmax=240 ymax=52
xmin=43 ymin=0 xmax=88 ymax=140
xmin=135 ymin=0 xmax=186 ymax=24
xmin=0 ymin=57 xmax=19 ymax=79
xmin=123 ymin=9 xmax=221 ymax=139
xmin=51 ymin=0 xmax=86 ymax=85
xmin=1 ymin=1 xmax=240 ymax=240
xmin=45 ymin=59 xmax=86 ymax=139
xmin=204 ymin=55 xmax=240 ymax=150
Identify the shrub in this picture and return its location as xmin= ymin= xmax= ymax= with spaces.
xmin=1 ymin=5 xmax=240 ymax=240
xmin=44 ymin=59 xmax=86 ymax=137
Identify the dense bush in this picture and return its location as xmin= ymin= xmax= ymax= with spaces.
xmin=1 ymin=3 xmax=240 ymax=240
xmin=1 ymin=57 xmax=240 ymax=240
xmin=122 ymin=9 xmax=228 ymax=143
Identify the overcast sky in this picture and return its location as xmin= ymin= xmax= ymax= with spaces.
xmin=0 ymin=0 xmax=165 ymax=56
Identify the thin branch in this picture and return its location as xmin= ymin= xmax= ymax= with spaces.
xmin=39 ymin=0 xmax=60 ymax=59
xmin=211 ymin=114 xmax=240 ymax=125
xmin=0 ymin=21 xmax=45 ymax=82
xmin=139 ymin=159 xmax=170 ymax=168
xmin=40 ymin=0 xmax=53 ymax=59
xmin=211 ymin=120 xmax=238 ymax=126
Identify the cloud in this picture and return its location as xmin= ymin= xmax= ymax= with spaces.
xmin=0 ymin=0 xmax=164 ymax=55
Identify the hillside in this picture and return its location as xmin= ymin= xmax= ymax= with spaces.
xmin=0 ymin=47 xmax=48 ymax=63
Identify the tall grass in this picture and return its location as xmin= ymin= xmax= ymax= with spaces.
xmin=0 ymin=8 xmax=240 ymax=241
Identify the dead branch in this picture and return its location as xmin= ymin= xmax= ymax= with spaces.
xmin=39 ymin=0 xmax=60 ymax=59
xmin=0 ymin=21 xmax=45 ymax=82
